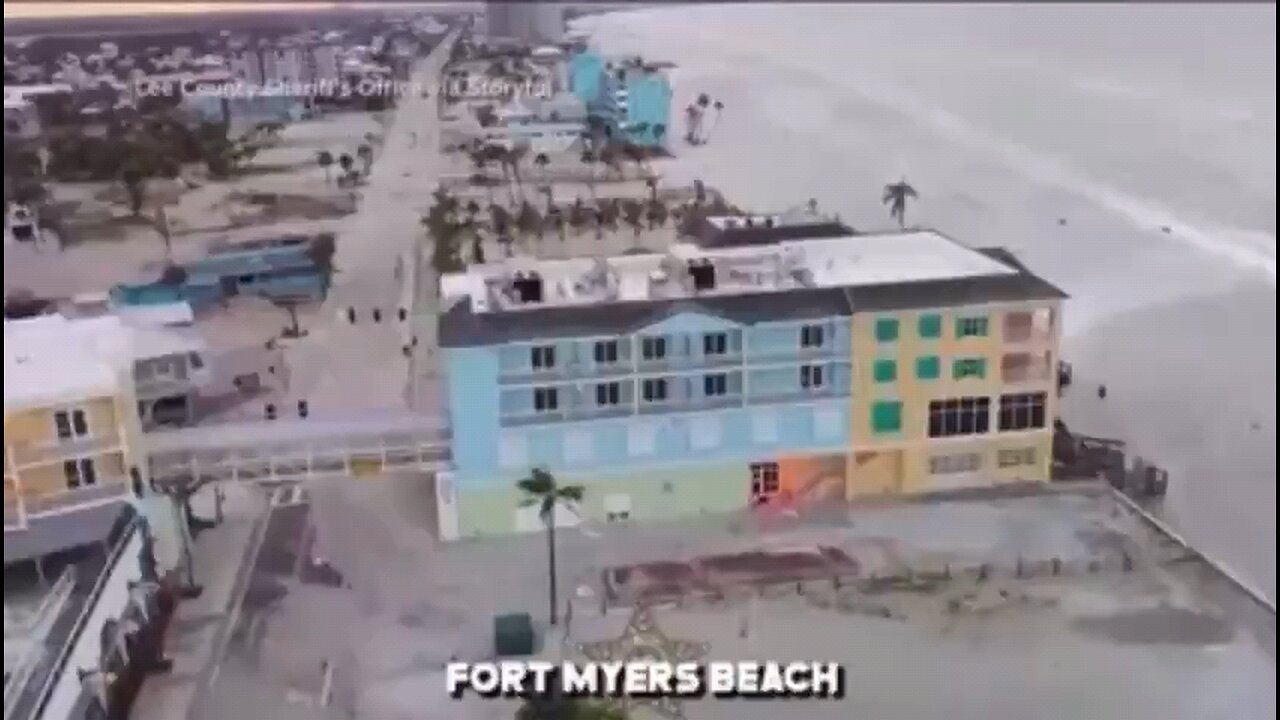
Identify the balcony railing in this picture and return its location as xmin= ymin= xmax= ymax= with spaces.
xmin=746 ymin=384 xmax=844 ymax=405
xmin=8 ymin=433 xmax=123 ymax=468
xmin=5 ymin=480 xmax=131 ymax=528
xmin=745 ymin=345 xmax=846 ymax=365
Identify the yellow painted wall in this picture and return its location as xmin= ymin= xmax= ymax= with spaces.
xmin=4 ymin=396 xmax=122 ymax=446
xmin=847 ymin=300 xmax=1062 ymax=497
xmin=15 ymin=451 xmax=128 ymax=498
xmin=4 ymin=394 xmax=134 ymax=504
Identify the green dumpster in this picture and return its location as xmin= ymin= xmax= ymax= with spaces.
xmin=494 ymin=612 xmax=535 ymax=656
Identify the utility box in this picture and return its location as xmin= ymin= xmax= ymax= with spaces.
xmin=494 ymin=612 xmax=535 ymax=656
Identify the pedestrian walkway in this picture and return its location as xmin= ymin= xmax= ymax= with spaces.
xmin=131 ymin=484 xmax=268 ymax=720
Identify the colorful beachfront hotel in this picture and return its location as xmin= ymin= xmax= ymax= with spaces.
xmin=435 ymin=213 xmax=1066 ymax=538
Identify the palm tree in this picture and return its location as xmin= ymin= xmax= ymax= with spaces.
xmin=705 ymin=100 xmax=725 ymax=142
xmin=683 ymin=104 xmax=701 ymax=145
xmin=516 ymin=696 xmax=626 ymax=720
xmin=882 ymin=178 xmax=918 ymax=229
xmin=338 ymin=152 xmax=355 ymax=177
xmin=652 ymin=123 xmax=667 ymax=148
xmin=516 ymin=468 xmax=584 ymax=627
xmin=568 ymin=197 xmax=589 ymax=236
xmin=622 ymin=199 xmax=644 ymax=238
xmin=579 ymin=150 xmax=596 ymax=199
xmin=357 ymin=143 xmax=374 ymax=175
xmin=317 ymin=150 xmax=335 ymax=184
xmin=534 ymin=152 xmax=550 ymax=183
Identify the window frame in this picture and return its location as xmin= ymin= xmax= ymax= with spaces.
xmin=533 ymin=386 xmax=559 ymax=412
xmin=998 ymin=392 xmax=1047 ymax=431
xmin=702 ymin=332 xmax=728 ymax=356
xmin=799 ymin=324 xmax=825 ymax=349
xmin=918 ymin=313 xmax=942 ymax=339
xmin=800 ymin=364 xmax=825 ymax=389
xmin=703 ymin=373 xmax=728 ymax=397
xmin=871 ymin=400 xmax=903 ymax=434
xmin=875 ymin=317 xmax=900 ymax=343
xmin=642 ymin=377 xmax=669 ymax=402
xmin=915 ymin=355 xmax=940 ymax=380
xmin=927 ymin=396 xmax=992 ymax=438
xmin=873 ymin=359 xmax=897 ymax=383
xmin=530 ymin=344 xmax=557 ymax=370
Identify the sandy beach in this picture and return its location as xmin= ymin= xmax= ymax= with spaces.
xmin=578 ymin=3 xmax=1277 ymax=599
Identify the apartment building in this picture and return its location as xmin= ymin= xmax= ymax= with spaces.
xmin=435 ymin=219 xmax=1067 ymax=539
xmin=4 ymin=315 xmax=202 ymax=565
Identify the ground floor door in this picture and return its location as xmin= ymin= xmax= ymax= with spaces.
xmin=749 ymin=462 xmax=781 ymax=507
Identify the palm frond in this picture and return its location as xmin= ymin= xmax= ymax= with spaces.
xmin=902 ymin=184 xmax=918 ymax=198
xmin=556 ymin=485 xmax=585 ymax=504
xmin=516 ymin=471 xmax=554 ymax=496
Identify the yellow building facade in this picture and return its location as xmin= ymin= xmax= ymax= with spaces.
xmin=4 ymin=316 xmax=146 ymax=545
xmin=846 ymin=298 xmax=1062 ymax=498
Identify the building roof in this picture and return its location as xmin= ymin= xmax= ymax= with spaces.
xmin=4 ymin=314 xmax=205 ymax=413
xmin=689 ymin=213 xmax=856 ymax=248
xmin=438 ymin=231 xmax=1068 ymax=348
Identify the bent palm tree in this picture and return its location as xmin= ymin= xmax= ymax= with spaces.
xmin=882 ymin=178 xmax=918 ymax=229
xmin=517 ymin=468 xmax=584 ymax=627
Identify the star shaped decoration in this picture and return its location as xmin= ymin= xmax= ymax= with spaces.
xmin=577 ymin=605 xmax=711 ymax=720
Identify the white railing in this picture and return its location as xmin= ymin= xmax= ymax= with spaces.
xmin=143 ymin=415 xmax=453 ymax=484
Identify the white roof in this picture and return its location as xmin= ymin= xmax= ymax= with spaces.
xmin=4 ymin=314 xmax=204 ymax=412
xmin=446 ymin=229 xmax=1021 ymax=315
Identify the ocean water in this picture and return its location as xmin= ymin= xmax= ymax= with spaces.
xmin=580 ymin=3 xmax=1278 ymax=598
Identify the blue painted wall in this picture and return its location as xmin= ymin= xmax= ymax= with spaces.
xmin=446 ymin=347 xmax=502 ymax=476
xmin=624 ymin=71 xmax=672 ymax=147
xmin=444 ymin=311 xmax=855 ymax=484
xmin=568 ymin=51 xmax=605 ymax=108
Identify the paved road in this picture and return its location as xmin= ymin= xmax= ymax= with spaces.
xmin=285 ymin=31 xmax=458 ymax=418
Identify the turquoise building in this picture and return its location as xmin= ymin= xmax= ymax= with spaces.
xmin=568 ymin=49 xmax=672 ymax=148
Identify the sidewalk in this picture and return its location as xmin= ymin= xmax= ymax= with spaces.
xmin=131 ymin=484 xmax=268 ymax=720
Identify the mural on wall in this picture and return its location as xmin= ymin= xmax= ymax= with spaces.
xmin=775 ymin=453 xmax=848 ymax=506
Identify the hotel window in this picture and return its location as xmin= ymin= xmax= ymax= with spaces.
xmin=929 ymin=453 xmax=982 ymax=475
xmin=641 ymin=336 xmax=667 ymax=360
xmin=800 ymin=324 xmax=825 ymax=349
xmin=533 ymin=387 xmax=559 ymax=412
xmin=875 ymin=318 xmax=899 ymax=343
xmin=952 ymin=357 xmax=987 ymax=380
xmin=593 ymin=339 xmax=619 ymax=364
xmin=998 ymin=392 xmax=1047 ymax=431
xmin=918 ymin=313 xmax=942 ymax=339
xmin=928 ymin=396 xmax=991 ymax=438
xmin=998 ymin=447 xmax=1038 ymax=468
xmin=62 ymin=458 xmax=97 ymax=489
xmin=750 ymin=462 xmax=781 ymax=497
xmin=530 ymin=345 xmax=556 ymax=370
xmin=956 ymin=316 xmax=990 ymax=338
xmin=704 ymin=373 xmax=728 ymax=397
xmin=871 ymin=401 xmax=902 ymax=434
xmin=916 ymin=355 xmax=940 ymax=381
xmin=703 ymin=332 xmax=728 ymax=356
xmin=800 ymin=364 xmax=825 ymax=389
xmin=642 ymin=378 xmax=668 ymax=402
xmin=873 ymin=359 xmax=897 ymax=383
xmin=595 ymin=381 xmax=621 ymax=406
xmin=54 ymin=409 xmax=89 ymax=439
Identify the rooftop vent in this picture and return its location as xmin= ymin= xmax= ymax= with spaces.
xmin=764 ymin=217 xmax=775 ymax=228
xmin=513 ymin=271 xmax=544 ymax=304
xmin=687 ymin=258 xmax=716 ymax=292
xmin=744 ymin=217 xmax=755 ymax=228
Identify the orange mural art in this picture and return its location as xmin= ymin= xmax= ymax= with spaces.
xmin=774 ymin=453 xmax=848 ymax=506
